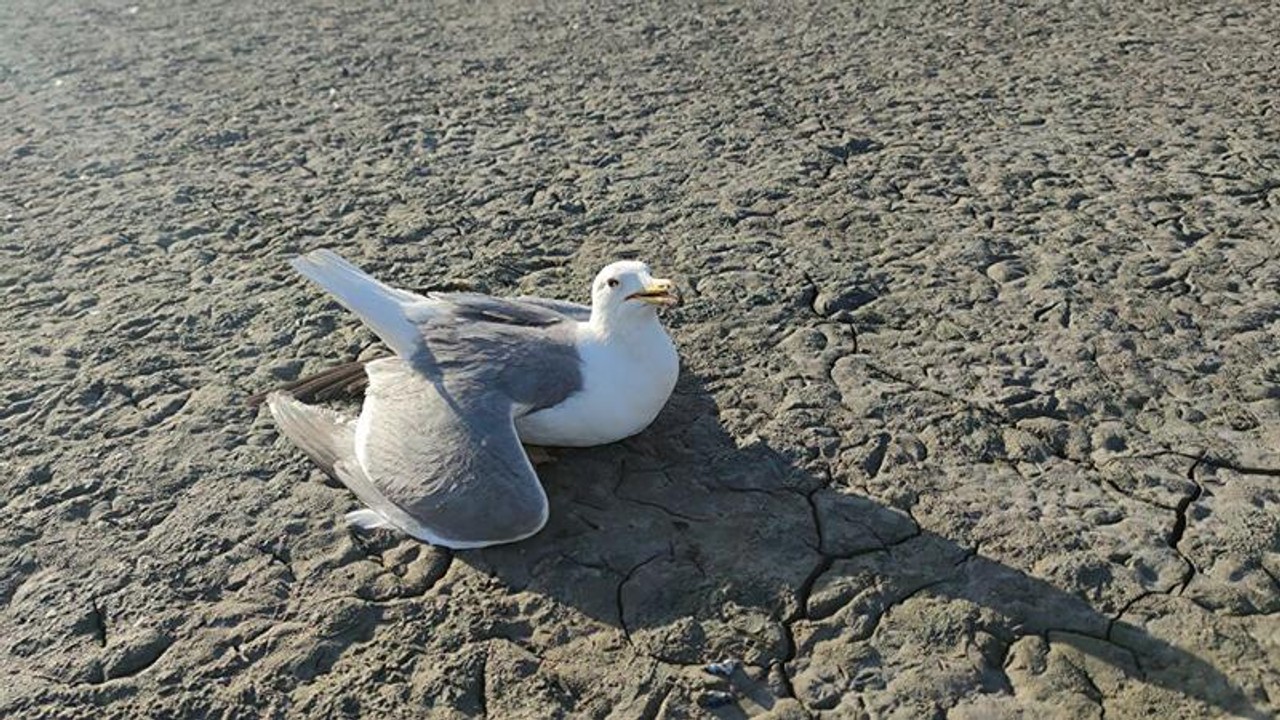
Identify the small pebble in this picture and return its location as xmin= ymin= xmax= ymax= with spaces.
xmin=703 ymin=658 xmax=740 ymax=678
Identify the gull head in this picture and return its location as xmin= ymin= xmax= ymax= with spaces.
xmin=588 ymin=260 xmax=679 ymax=328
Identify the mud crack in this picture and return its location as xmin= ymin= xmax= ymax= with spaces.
xmin=1168 ymin=455 xmax=1205 ymax=592
xmin=616 ymin=552 xmax=667 ymax=645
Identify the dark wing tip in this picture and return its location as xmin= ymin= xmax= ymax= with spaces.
xmin=245 ymin=359 xmax=373 ymax=408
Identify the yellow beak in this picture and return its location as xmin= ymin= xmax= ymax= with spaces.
xmin=627 ymin=278 xmax=680 ymax=307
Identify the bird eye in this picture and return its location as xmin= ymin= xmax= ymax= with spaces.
xmin=607 ymin=278 xmax=619 ymax=288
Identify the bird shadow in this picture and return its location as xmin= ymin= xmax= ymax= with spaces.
xmin=459 ymin=372 xmax=1269 ymax=718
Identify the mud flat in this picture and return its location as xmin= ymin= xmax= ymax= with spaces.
xmin=2 ymin=1 xmax=1277 ymax=717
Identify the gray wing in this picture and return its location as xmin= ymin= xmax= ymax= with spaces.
xmin=337 ymin=358 xmax=550 ymax=548
xmin=252 ymin=258 xmax=590 ymax=407
xmin=266 ymin=393 xmax=355 ymax=478
xmin=513 ymin=296 xmax=591 ymax=322
xmin=290 ymin=251 xmax=584 ymax=408
xmin=279 ymin=251 xmax=588 ymax=545
xmin=427 ymin=292 xmax=572 ymax=327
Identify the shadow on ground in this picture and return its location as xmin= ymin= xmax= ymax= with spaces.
xmin=445 ymin=372 xmax=1268 ymax=718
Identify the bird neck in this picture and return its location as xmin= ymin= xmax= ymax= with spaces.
xmin=587 ymin=308 xmax=661 ymax=341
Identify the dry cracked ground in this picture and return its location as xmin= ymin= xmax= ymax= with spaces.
xmin=2 ymin=1 xmax=1278 ymax=718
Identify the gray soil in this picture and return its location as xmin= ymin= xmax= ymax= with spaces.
xmin=2 ymin=1 xmax=1278 ymax=718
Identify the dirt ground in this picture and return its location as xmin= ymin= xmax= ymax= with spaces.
xmin=2 ymin=1 xmax=1278 ymax=717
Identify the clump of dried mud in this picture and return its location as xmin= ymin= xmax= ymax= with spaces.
xmin=2 ymin=1 xmax=1277 ymax=718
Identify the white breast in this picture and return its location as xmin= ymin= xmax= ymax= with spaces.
xmin=515 ymin=320 xmax=678 ymax=447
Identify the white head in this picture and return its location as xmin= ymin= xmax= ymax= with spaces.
xmin=588 ymin=260 xmax=679 ymax=330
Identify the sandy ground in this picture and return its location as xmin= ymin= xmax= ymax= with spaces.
xmin=2 ymin=0 xmax=1279 ymax=717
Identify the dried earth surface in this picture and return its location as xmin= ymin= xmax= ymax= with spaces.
xmin=2 ymin=1 xmax=1278 ymax=718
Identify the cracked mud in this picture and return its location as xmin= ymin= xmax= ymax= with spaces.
xmin=2 ymin=1 xmax=1278 ymax=718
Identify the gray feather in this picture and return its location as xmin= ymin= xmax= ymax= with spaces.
xmin=353 ymin=357 xmax=549 ymax=547
xmin=291 ymin=250 xmax=430 ymax=361
xmin=411 ymin=317 xmax=582 ymax=412
xmin=513 ymin=296 xmax=591 ymax=322
xmin=425 ymin=292 xmax=572 ymax=326
xmin=287 ymin=250 xmax=585 ymax=410
xmin=265 ymin=392 xmax=356 ymax=477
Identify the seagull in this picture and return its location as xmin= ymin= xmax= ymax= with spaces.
xmin=259 ymin=250 xmax=680 ymax=549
